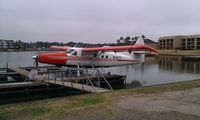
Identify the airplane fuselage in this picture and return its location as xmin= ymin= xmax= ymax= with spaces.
xmin=66 ymin=51 xmax=145 ymax=67
xmin=33 ymin=38 xmax=157 ymax=68
xmin=37 ymin=49 xmax=145 ymax=67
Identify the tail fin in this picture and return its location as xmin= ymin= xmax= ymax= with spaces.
xmin=135 ymin=38 xmax=144 ymax=45
xmin=133 ymin=38 xmax=145 ymax=62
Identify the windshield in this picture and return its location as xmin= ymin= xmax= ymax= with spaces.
xmin=66 ymin=48 xmax=75 ymax=53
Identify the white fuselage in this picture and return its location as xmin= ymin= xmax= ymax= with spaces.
xmin=66 ymin=49 xmax=145 ymax=67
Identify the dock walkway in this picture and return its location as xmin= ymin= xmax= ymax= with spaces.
xmin=4 ymin=67 xmax=111 ymax=93
xmin=8 ymin=67 xmax=30 ymax=77
xmin=45 ymin=79 xmax=111 ymax=93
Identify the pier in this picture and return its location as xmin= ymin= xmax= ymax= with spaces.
xmin=8 ymin=67 xmax=30 ymax=77
xmin=0 ymin=66 xmax=125 ymax=93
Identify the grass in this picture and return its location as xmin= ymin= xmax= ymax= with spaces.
xmin=0 ymin=79 xmax=200 ymax=120
xmin=0 ymin=94 xmax=105 ymax=120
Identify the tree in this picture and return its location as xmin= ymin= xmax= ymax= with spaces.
xmin=124 ymin=36 xmax=131 ymax=45
xmin=131 ymin=37 xmax=136 ymax=44
xmin=134 ymin=36 xmax=139 ymax=40
xmin=120 ymin=37 xmax=124 ymax=43
xmin=117 ymin=39 xmax=121 ymax=44
xmin=141 ymin=35 xmax=145 ymax=39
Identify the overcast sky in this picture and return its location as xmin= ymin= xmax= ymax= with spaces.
xmin=0 ymin=0 xmax=200 ymax=43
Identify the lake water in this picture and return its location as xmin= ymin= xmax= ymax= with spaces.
xmin=1 ymin=51 xmax=200 ymax=87
xmin=107 ymin=56 xmax=200 ymax=86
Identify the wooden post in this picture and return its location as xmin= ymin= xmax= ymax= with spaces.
xmin=6 ymin=62 xmax=8 ymax=72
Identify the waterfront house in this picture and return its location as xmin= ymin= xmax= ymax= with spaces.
xmin=0 ymin=39 xmax=14 ymax=49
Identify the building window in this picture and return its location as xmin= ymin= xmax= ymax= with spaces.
xmin=163 ymin=39 xmax=165 ymax=42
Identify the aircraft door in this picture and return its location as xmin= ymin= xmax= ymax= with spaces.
xmin=76 ymin=49 xmax=82 ymax=56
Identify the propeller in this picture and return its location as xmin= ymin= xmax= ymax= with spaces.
xmin=32 ymin=55 xmax=39 ymax=69
xmin=32 ymin=47 xmax=40 ymax=69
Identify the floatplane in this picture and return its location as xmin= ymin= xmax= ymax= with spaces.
xmin=30 ymin=38 xmax=158 ymax=91
xmin=32 ymin=38 xmax=158 ymax=69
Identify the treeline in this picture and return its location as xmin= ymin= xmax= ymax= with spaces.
xmin=13 ymin=35 xmax=152 ymax=50
xmin=13 ymin=40 xmax=117 ymax=50
xmin=116 ymin=35 xmax=146 ymax=45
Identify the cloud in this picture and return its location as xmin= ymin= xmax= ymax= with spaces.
xmin=0 ymin=0 xmax=200 ymax=43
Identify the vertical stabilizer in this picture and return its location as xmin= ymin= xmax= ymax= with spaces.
xmin=135 ymin=38 xmax=144 ymax=45
xmin=133 ymin=38 xmax=145 ymax=62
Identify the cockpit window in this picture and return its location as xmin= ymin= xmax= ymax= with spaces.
xmin=71 ymin=51 xmax=77 ymax=56
xmin=66 ymin=49 xmax=75 ymax=53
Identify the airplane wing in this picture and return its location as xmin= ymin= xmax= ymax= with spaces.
xmin=49 ymin=46 xmax=69 ymax=50
xmin=82 ymin=45 xmax=158 ymax=53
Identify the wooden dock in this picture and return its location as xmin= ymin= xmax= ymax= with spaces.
xmin=8 ymin=67 xmax=30 ymax=77
xmin=2 ymin=67 xmax=112 ymax=93
xmin=45 ymin=79 xmax=111 ymax=93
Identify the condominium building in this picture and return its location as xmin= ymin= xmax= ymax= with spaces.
xmin=0 ymin=39 xmax=14 ymax=49
xmin=182 ymin=35 xmax=200 ymax=50
xmin=158 ymin=34 xmax=200 ymax=50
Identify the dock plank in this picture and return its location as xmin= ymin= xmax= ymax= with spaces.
xmin=46 ymin=79 xmax=111 ymax=93
xmin=9 ymin=67 xmax=30 ymax=77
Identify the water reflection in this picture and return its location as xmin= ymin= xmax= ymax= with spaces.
xmin=106 ymin=56 xmax=200 ymax=87
xmin=126 ymin=80 xmax=142 ymax=88
xmin=158 ymin=56 xmax=200 ymax=73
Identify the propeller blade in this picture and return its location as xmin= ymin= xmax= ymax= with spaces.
xmin=32 ymin=55 xmax=39 ymax=68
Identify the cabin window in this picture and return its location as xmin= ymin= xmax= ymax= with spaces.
xmin=101 ymin=55 xmax=104 ymax=58
xmin=106 ymin=56 xmax=108 ymax=58
xmin=72 ymin=51 xmax=77 ymax=56
xmin=94 ymin=54 xmax=97 ymax=57
xmin=66 ymin=49 xmax=75 ymax=53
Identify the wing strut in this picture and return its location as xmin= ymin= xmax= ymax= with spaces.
xmin=88 ymin=51 xmax=103 ymax=65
